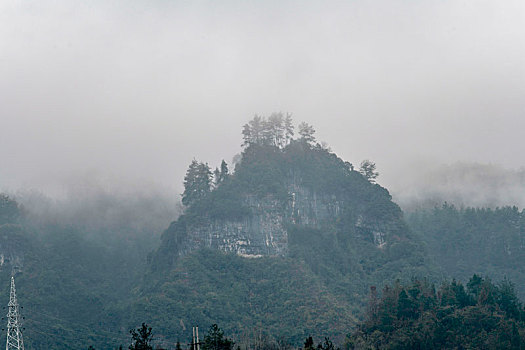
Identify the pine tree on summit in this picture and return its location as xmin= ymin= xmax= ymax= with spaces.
xmin=182 ymin=159 xmax=212 ymax=206
xmin=298 ymin=122 xmax=316 ymax=145
xmin=284 ymin=113 xmax=294 ymax=144
xmin=242 ymin=113 xmax=295 ymax=148
xmin=242 ymin=115 xmax=265 ymax=147
xmin=220 ymin=160 xmax=229 ymax=178
xmin=215 ymin=160 xmax=229 ymax=186
xmin=359 ymin=160 xmax=379 ymax=183
xmin=266 ymin=113 xmax=286 ymax=148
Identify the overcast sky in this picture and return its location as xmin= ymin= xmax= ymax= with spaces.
xmin=1 ymin=0 xmax=524 ymax=199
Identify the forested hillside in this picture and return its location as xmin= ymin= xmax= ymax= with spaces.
xmin=139 ymin=115 xmax=431 ymax=347
xmin=347 ymin=276 xmax=525 ymax=349
xmin=407 ymin=204 xmax=525 ymax=298
xmin=1 ymin=117 xmax=525 ymax=349
xmin=0 ymin=193 xmax=169 ymax=348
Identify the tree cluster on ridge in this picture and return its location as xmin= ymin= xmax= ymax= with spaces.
xmin=181 ymin=114 xmax=380 ymax=210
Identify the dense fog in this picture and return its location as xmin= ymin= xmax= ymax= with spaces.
xmin=1 ymin=0 xmax=524 ymax=208
xmin=392 ymin=162 xmax=525 ymax=211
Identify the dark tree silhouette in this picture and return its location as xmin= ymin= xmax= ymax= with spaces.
xmin=242 ymin=113 xmax=296 ymax=148
xmin=298 ymin=122 xmax=316 ymax=145
xmin=202 ymin=324 xmax=234 ymax=350
xmin=358 ymin=160 xmax=378 ymax=183
xmin=303 ymin=337 xmax=315 ymax=350
xmin=214 ymin=160 xmax=229 ymax=186
xmin=182 ymin=160 xmax=212 ymax=206
xmin=129 ymin=323 xmax=153 ymax=350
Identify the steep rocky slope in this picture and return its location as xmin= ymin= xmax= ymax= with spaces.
xmin=0 ymin=119 xmax=435 ymax=348
xmin=143 ymin=139 xmax=430 ymax=346
xmin=155 ymin=141 xmax=415 ymax=264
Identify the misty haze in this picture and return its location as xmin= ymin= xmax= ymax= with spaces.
xmin=1 ymin=1 xmax=525 ymax=349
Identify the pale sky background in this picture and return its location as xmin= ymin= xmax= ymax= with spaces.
xmin=1 ymin=0 xmax=524 ymax=206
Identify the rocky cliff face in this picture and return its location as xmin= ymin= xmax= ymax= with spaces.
xmin=177 ymin=195 xmax=288 ymax=257
xmin=289 ymin=181 xmax=343 ymax=227
xmin=172 ymin=180 xmax=396 ymax=258
xmin=156 ymin=143 xmax=408 ymax=264
xmin=145 ymin=141 xmax=427 ymax=345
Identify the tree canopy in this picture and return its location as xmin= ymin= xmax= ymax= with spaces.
xmin=358 ymin=160 xmax=379 ymax=183
xmin=129 ymin=323 xmax=153 ymax=350
xmin=298 ymin=122 xmax=316 ymax=145
xmin=242 ymin=113 xmax=297 ymax=149
xmin=0 ymin=194 xmax=21 ymax=224
xmin=182 ymin=160 xmax=213 ymax=207
xmin=202 ymin=324 xmax=234 ymax=350
xmin=347 ymin=276 xmax=525 ymax=349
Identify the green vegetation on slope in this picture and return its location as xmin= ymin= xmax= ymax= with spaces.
xmin=347 ymin=275 xmax=525 ymax=349
xmin=407 ymin=204 xmax=525 ymax=298
xmin=133 ymin=249 xmax=356 ymax=346
xmin=145 ymin=116 xmax=431 ymax=346
xmin=0 ymin=194 xmax=153 ymax=348
xmin=3 ymin=116 xmax=524 ymax=349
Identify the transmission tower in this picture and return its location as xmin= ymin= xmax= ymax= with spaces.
xmin=5 ymin=277 xmax=24 ymax=350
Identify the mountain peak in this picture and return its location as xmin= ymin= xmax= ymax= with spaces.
xmin=153 ymin=117 xmax=407 ymax=268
